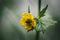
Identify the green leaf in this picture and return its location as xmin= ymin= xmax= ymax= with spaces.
xmin=39 ymin=5 xmax=48 ymax=18
xmin=34 ymin=18 xmax=39 ymax=24
xmin=40 ymin=22 xmax=46 ymax=34
xmin=28 ymin=5 xmax=30 ymax=13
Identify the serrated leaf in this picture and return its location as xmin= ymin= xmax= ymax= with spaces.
xmin=39 ymin=5 xmax=48 ymax=18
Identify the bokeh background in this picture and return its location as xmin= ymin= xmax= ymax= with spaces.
xmin=0 ymin=0 xmax=60 ymax=40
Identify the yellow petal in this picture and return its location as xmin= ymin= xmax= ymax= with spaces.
xmin=25 ymin=25 xmax=32 ymax=30
xmin=20 ymin=18 xmax=25 ymax=25
xmin=32 ymin=20 xmax=36 ymax=27
xmin=28 ymin=13 xmax=34 ymax=19
xmin=22 ymin=12 xmax=28 ymax=18
xmin=22 ymin=12 xmax=34 ymax=20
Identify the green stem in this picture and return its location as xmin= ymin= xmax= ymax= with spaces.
xmin=35 ymin=0 xmax=41 ymax=40
xmin=38 ymin=0 xmax=41 ymax=18
xmin=36 ymin=31 xmax=40 ymax=40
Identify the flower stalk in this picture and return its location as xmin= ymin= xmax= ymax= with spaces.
xmin=36 ymin=31 xmax=40 ymax=40
xmin=38 ymin=0 xmax=41 ymax=19
xmin=35 ymin=0 xmax=41 ymax=40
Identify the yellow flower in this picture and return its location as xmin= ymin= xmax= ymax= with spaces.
xmin=20 ymin=12 xmax=36 ymax=30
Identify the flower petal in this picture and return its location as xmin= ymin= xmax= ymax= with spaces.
xmin=25 ymin=25 xmax=32 ymax=30
xmin=20 ymin=18 xmax=26 ymax=25
xmin=32 ymin=20 xmax=36 ymax=27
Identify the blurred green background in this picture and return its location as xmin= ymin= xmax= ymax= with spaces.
xmin=0 ymin=0 xmax=60 ymax=40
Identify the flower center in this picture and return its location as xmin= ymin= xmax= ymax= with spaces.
xmin=25 ymin=19 xmax=32 ymax=24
